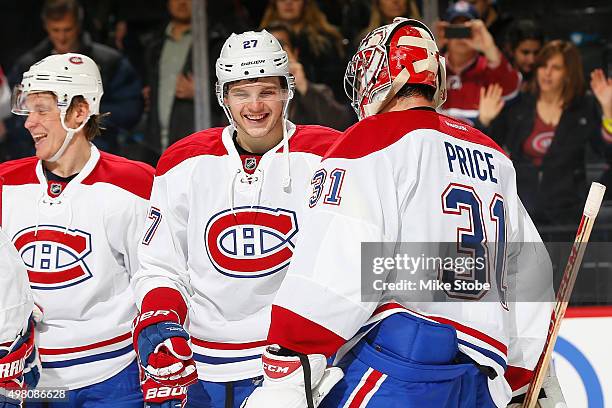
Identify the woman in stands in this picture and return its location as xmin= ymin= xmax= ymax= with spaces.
xmin=486 ymin=40 xmax=612 ymax=228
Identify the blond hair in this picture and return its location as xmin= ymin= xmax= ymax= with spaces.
xmin=357 ymin=0 xmax=421 ymax=45
xmin=260 ymin=0 xmax=344 ymax=58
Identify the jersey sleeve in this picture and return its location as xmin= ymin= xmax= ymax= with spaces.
xmin=131 ymin=167 xmax=193 ymax=310
xmin=504 ymin=198 xmax=554 ymax=394
xmin=269 ymin=148 xmax=403 ymax=356
xmin=0 ymin=228 xmax=33 ymax=344
xmin=105 ymin=189 xmax=152 ymax=280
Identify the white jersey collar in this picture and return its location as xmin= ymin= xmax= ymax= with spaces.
xmin=35 ymin=144 xmax=101 ymax=197
xmin=221 ymin=121 xmax=297 ymax=170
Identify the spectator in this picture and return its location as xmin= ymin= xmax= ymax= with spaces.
xmin=353 ymin=0 xmax=420 ymax=50
xmin=8 ymin=0 xmax=143 ymax=155
xmin=504 ymin=19 xmax=544 ymax=92
xmin=93 ymin=0 xmax=167 ymax=76
xmin=484 ymin=40 xmax=612 ymax=226
xmin=266 ymin=22 xmax=355 ymax=130
xmin=141 ymin=0 xmax=195 ymax=165
xmin=436 ymin=1 xmax=520 ymax=126
xmin=466 ymin=0 xmax=513 ymax=48
xmin=260 ymin=0 xmax=346 ymax=98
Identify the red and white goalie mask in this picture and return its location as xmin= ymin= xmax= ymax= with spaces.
xmin=344 ymin=17 xmax=447 ymax=120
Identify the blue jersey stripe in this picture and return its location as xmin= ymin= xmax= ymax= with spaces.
xmin=193 ymin=353 xmax=260 ymax=365
xmin=458 ymin=339 xmax=507 ymax=370
xmin=41 ymin=345 xmax=134 ymax=368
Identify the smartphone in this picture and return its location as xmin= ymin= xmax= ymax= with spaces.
xmin=445 ymin=25 xmax=472 ymax=39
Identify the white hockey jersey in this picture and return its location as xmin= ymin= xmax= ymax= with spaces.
xmin=0 ymin=227 xmax=33 ymax=345
xmin=0 ymin=145 xmax=154 ymax=389
xmin=269 ymin=109 xmax=554 ymax=407
xmin=132 ymin=121 xmax=339 ymax=382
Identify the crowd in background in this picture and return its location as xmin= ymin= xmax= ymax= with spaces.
xmin=0 ymin=0 xmax=611 ymax=237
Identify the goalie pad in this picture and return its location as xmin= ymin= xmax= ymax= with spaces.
xmin=241 ymin=346 xmax=343 ymax=408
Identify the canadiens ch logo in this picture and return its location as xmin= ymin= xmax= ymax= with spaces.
xmin=69 ymin=56 xmax=83 ymax=64
xmin=12 ymin=225 xmax=93 ymax=290
xmin=205 ymin=206 xmax=299 ymax=278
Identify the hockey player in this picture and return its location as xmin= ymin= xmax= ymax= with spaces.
xmin=243 ymin=18 xmax=564 ymax=408
xmin=1 ymin=53 xmax=154 ymax=407
xmin=131 ymin=30 xmax=340 ymax=408
xmin=0 ymin=227 xmax=38 ymax=408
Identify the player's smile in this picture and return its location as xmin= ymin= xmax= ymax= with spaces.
xmin=32 ymin=133 xmax=48 ymax=146
xmin=226 ymin=77 xmax=286 ymax=144
xmin=26 ymin=115 xmax=64 ymax=160
xmin=243 ymin=111 xmax=269 ymax=123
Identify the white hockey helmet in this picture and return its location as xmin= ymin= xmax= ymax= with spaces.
xmin=11 ymin=53 xmax=103 ymax=162
xmin=215 ymin=30 xmax=294 ymax=123
xmin=12 ymin=53 xmax=103 ymax=117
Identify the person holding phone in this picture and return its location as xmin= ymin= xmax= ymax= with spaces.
xmin=435 ymin=1 xmax=520 ymax=127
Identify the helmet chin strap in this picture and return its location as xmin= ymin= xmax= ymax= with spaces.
xmin=223 ymin=99 xmax=293 ymax=192
xmin=46 ymin=112 xmax=89 ymax=163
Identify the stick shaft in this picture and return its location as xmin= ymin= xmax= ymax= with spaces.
xmin=523 ymin=183 xmax=605 ymax=407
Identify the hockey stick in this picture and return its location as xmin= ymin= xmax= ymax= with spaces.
xmin=523 ymin=182 xmax=606 ymax=408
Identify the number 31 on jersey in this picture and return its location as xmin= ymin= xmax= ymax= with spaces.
xmin=309 ymin=168 xmax=346 ymax=208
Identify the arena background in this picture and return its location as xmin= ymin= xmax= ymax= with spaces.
xmin=1 ymin=1 xmax=611 ymax=406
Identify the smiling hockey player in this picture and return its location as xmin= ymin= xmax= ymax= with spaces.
xmin=131 ymin=30 xmax=339 ymax=407
xmin=1 ymin=53 xmax=154 ymax=407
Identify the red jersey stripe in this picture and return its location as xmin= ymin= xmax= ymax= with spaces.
xmin=39 ymin=332 xmax=131 ymax=355
xmin=191 ymin=338 xmax=268 ymax=350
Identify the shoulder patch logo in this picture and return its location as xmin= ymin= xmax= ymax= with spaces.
xmin=12 ymin=225 xmax=93 ymax=290
xmin=205 ymin=207 xmax=299 ymax=278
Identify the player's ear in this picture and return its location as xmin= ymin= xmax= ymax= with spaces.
xmin=67 ymin=98 xmax=90 ymax=126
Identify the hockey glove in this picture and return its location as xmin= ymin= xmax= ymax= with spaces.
xmin=0 ymin=314 xmax=40 ymax=408
xmin=133 ymin=289 xmax=197 ymax=408
xmin=133 ymin=288 xmax=197 ymax=387
xmin=133 ymin=313 xmax=196 ymax=408
xmin=140 ymin=367 xmax=190 ymax=408
xmin=241 ymin=345 xmax=343 ymax=408
xmin=23 ymin=306 xmax=43 ymax=389
xmin=507 ymin=365 xmax=567 ymax=408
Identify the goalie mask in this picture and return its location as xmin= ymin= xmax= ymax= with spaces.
xmin=344 ymin=17 xmax=447 ymax=120
xmin=11 ymin=53 xmax=103 ymax=162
